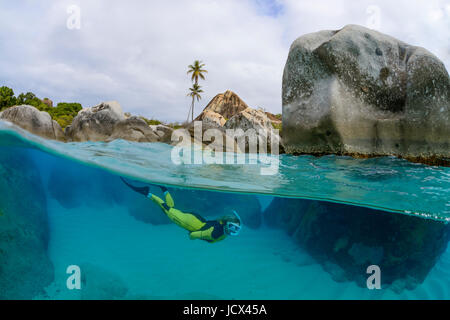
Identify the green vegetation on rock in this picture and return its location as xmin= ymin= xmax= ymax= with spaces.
xmin=0 ymin=86 xmax=82 ymax=128
xmin=0 ymin=86 xmax=16 ymax=110
xmin=139 ymin=116 xmax=162 ymax=126
xmin=1 ymin=85 xmax=190 ymax=132
xmin=272 ymin=122 xmax=282 ymax=135
xmin=49 ymin=103 xmax=82 ymax=128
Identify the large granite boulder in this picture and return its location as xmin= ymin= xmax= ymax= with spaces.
xmin=196 ymin=90 xmax=248 ymax=121
xmin=264 ymin=197 xmax=450 ymax=291
xmin=282 ymin=24 xmax=450 ymax=165
xmin=197 ymin=110 xmax=227 ymax=130
xmin=191 ymin=90 xmax=247 ymax=137
xmin=0 ymin=149 xmax=54 ymax=299
xmin=192 ymin=90 xmax=281 ymax=154
xmin=0 ymin=105 xmax=65 ymax=141
xmin=224 ymin=107 xmax=281 ymax=153
xmin=66 ymin=101 xmax=125 ymax=142
xmin=108 ymin=116 xmax=159 ymax=142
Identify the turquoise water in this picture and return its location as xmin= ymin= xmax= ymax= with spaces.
xmin=0 ymin=120 xmax=449 ymax=299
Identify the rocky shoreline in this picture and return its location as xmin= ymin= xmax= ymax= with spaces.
xmin=0 ymin=90 xmax=283 ymax=154
xmin=1 ymin=25 xmax=449 ymax=166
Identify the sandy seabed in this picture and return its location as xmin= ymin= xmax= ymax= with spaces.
xmin=38 ymin=199 xmax=450 ymax=300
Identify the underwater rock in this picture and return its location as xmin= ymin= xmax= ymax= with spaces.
xmin=282 ymin=24 xmax=450 ymax=165
xmin=348 ymin=243 xmax=384 ymax=266
xmin=0 ymin=105 xmax=65 ymax=141
xmin=108 ymin=116 xmax=159 ymax=143
xmin=263 ymin=197 xmax=310 ymax=234
xmin=66 ymin=101 xmax=125 ymax=142
xmin=47 ymin=161 xmax=172 ymax=223
xmin=0 ymin=149 xmax=54 ymax=299
xmin=322 ymin=261 xmax=347 ymax=283
xmin=47 ymin=161 xmax=125 ymax=210
xmin=48 ymin=167 xmax=85 ymax=209
xmin=123 ymin=186 xmax=172 ymax=225
xmin=80 ymin=263 xmax=129 ymax=300
xmin=263 ymin=197 xmax=450 ymax=290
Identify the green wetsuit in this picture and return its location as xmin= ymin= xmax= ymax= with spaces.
xmin=149 ymin=190 xmax=227 ymax=243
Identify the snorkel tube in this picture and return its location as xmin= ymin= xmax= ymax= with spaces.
xmin=232 ymin=210 xmax=242 ymax=225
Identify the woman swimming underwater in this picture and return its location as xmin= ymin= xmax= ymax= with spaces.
xmin=121 ymin=178 xmax=242 ymax=243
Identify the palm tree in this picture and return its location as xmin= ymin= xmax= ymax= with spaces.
xmin=187 ymin=83 xmax=203 ymax=122
xmin=187 ymin=60 xmax=208 ymax=85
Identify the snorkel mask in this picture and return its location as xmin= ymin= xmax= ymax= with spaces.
xmin=225 ymin=210 xmax=242 ymax=236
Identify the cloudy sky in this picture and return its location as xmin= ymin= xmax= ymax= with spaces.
xmin=0 ymin=0 xmax=449 ymax=122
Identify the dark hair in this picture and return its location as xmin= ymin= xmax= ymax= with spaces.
xmin=219 ymin=214 xmax=240 ymax=225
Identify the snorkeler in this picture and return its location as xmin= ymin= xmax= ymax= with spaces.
xmin=120 ymin=178 xmax=242 ymax=243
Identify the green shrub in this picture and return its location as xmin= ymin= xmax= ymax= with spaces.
xmin=53 ymin=115 xmax=73 ymax=128
xmin=0 ymin=86 xmax=82 ymax=129
xmin=0 ymin=86 xmax=17 ymax=110
xmin=16 ymin=92 xmax=49 ymax=111
xmin=163 ymin=121 xmax=185 ymax=129
xmin=139 ymin=116 xmax=162 ymax=126
xmin=48 ymin=103 xmax=82 ymax=128
xmin=271 ymin=122 xmax=282 ymax=136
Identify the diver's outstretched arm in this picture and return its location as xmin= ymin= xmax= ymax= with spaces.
xmin=120 ymin=177 xmax=150 ymax=196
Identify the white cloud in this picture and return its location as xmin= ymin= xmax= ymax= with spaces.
xmin=0 ymin=0 xmax=448 ymax=122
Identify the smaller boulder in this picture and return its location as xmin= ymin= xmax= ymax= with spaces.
xmin=195 ymin=110 xmax=227 ymax=128
xmin=41 ymin=98 xmax=53 ymax=108
xmin=0 ymin=105 xmax=65 ymax=141
xmin=149 ymin=124 xmax=174 ymax=143
xmin=66 ymin=101 xmax=125 ymax=142
xmin=225 ymin=108 xmax=281 ymax=153
xmin=225 ymin=108 xmax=273 ymax=132
xmin=195 ymin=90 xmax=249 ymax=120
xmin=108 ymin=117 xmax=159 ymax=142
